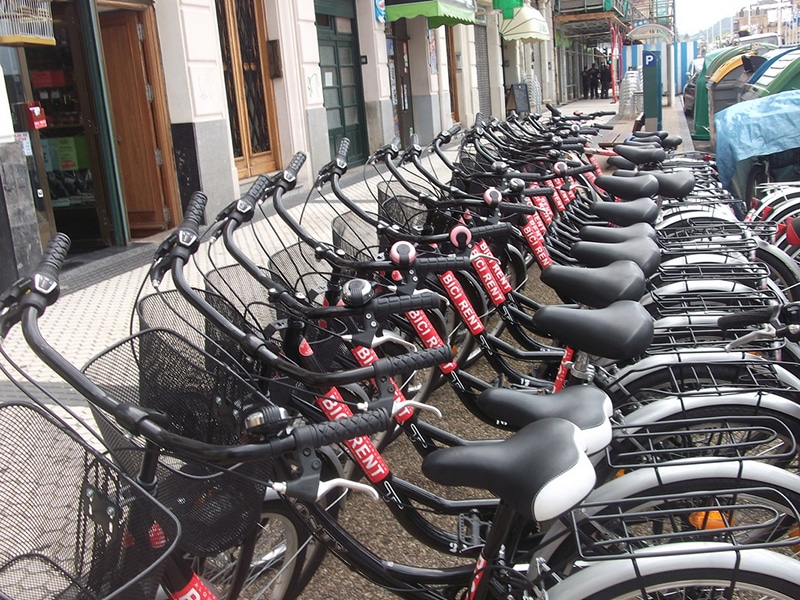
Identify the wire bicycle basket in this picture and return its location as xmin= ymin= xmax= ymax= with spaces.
xmin=81 ymin=328 xmax=271 ymax=557
xmin=0 ymin=402 xmax=179 ymax=599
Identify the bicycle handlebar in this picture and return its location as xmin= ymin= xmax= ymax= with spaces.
xmin=34 ymin=233 xmax=70 ymax=289
xmin=10 ymin=237 xmax=453 ymax=465
xmin=336 ymin=137 xmax=350 ymax=168
xmin=717 ymin=306 xmax=780 ymax=329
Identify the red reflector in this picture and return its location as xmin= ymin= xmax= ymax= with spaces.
xmin=149 ymin=522 xmax=166 ymax=549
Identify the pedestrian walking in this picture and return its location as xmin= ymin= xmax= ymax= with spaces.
xmin=581 ymin=67 xmax=590 ymax=100
xmin=588 ymin=64 xmax=600 ymax=99
xmin=600 ymin=62 xmax=612 ymax=99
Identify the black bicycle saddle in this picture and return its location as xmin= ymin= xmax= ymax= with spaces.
xmin=594 ymin=174 xmax=659 ymax=200
xmin=579 ymin=222 xmax=657 ymax=243
xmin=571 ymin=236 xmax=661 ymax=277
xmin=589 ymin=198 xmax=660 ymax=227
xmin=476 ymin=385 xmax=612 ymax=455
xmin=531 ymin=300 xmax=654 ymax=361
xmin=613 ymin=169 xmax=695 ymax=198
xmin=614 ymin=144 xmax=667 ymax=166
xmin=540 ymin=260 xmax=646 ymax=308
xmin=422 ymin=418 xmax=595 ymax=521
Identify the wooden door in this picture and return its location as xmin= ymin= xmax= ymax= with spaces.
xmin=387 ymin=21 xmax=414 ymax=148
xmin=99 ymin=10 xmax=168 ymax=236
xmin=446 ymin=26 xmax=460 ymax=124
xmin=216 ymin=0 xmax=280 ymax=179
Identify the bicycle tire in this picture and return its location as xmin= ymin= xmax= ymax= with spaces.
xmin=754 ymin=245 xmax=800 ymax=302
xmin=194 ymin=499 xmax=307 ymax=600
xmin=555 ymin=547 xmax=800 ymax=600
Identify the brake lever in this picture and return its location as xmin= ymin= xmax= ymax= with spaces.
xmin=392 ymin=400 xmax=442 ymax=419
xmin=315 ymin=478 xmax=380 ymax=501
xmin=724 ymin=325 xmax=777 ymax=352
xmin=341 ymin=330 xmax=418 ymax=351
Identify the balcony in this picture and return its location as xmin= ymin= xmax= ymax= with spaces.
xmin=553 ymin=0 xmax=633 ymax=43
xmin=555 ymin=0 xmax=628 ymax=17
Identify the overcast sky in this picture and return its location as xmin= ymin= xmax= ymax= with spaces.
xmin=674 ymin=0 xmax=746 ymax=36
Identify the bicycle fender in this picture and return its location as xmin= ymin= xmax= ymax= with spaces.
xmin=543 ymin=543 xmax=799 ymax=600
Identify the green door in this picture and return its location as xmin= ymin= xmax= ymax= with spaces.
xmin=316 ymin=14 xmax=367 ymax=163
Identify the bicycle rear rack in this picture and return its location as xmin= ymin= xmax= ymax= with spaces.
xmin=570 ymin=486 xmax=800 ymax=560
xmin=647 ymin=288 xmax=782 ymax=317
xmin=655 ymin=262 xmax=770 ymax=286
xmin=647 ymin=322 xmax=783 ymax=355
xmin=607 ymin=415 xmax=796 ymax=471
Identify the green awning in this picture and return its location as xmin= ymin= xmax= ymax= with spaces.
xmin=385 ymin=0 xmax=476 ymax=27
xmin=493 ymin=0 xmax=523 ymax=20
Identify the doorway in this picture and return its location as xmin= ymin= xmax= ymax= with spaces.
xmin=446 ymin=26 xmax=460 ymax=124
xmin=99 ymin=7 xmax=179 ymax=237
xmin=23 ymin=2 xmax=116 ymax=250
xmin=316 ymin=13 xmax=368 ymax=163
xmin=386 ymin=20 xmax=414 ymax=148
xmin=215 ymin=0 xmax=281 ymax=179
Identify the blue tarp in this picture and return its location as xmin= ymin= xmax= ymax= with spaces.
xmin=715 ymin=90 xmax=800 ymax=190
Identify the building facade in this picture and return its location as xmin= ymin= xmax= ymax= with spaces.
xmin=1 ymin=0 xmax=620 ymax=286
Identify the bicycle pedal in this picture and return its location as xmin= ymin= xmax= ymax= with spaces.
xmin=458 ymin=510 xmax=489 ymax=551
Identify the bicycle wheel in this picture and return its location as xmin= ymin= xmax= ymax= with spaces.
xmin=194 ymin=499 xmax=307 ymax=600
xmin=570 ymin=551 xmax=800 ymax=600
xmin=754 ymin=245 xmax=800 ymax=302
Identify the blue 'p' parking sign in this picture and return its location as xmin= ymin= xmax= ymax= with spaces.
xmin=642 ymin=51 xmax=662 ymax=130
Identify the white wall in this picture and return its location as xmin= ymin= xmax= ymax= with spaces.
xmin=155 ymin=0 xmax=238 ymax=201
xmin=0 ymin=64 xmax=15 ymax=145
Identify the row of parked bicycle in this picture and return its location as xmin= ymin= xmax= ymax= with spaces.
xmin=4 ymin=103 xmax=800 ymax=600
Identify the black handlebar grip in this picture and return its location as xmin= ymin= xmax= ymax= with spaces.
xmin=560 ymin=137 xmax=588 ymax=146
xmin=372 ymin=293 xmax=443 ymax=318
xmin=469 ymin=222 xmax=513 ymax=240
xmin=579 ymin=128 xmax=600 ymax=136
xmin=546 ymin=103 xmax=561 ymax=117
xmin=598 ymin=110 xmax=616 ymax=117
xmin=560 ymin=164 xmax=597 ymax=178
xmin=559 ymin=144 xmax=586 ymax=153
xmin=181 ymin=191 xmax=207 ymax=237
xmin=474 ymin=112 xmax=484 ymax=127
xmin=718 ymin=306 xmax=779 ymax=330
xmin=414 ymin=254 xmax=474 ymax=273
xmin=522 ymin=186 xmax=555 ymax=197
xmin=593 ymin=123 xmax=614 ymax=130
xmin=33 ymin=232 xmax=71 ymax=290
xmin=336 ymin=138 xmax=350 ymax=164
xmin=447 ymin=123 xmax=462 ymax=137
xmin=304 ymin=408 xmax=392 ymax=448
xmin=284 ymin=152 xmax=307 ymax=181
xmin=373 ymin=346 xmax=454 ymax=380
xmin=498 ymin=203 xmax=541 ymax=216
xmin=243 ymin=174 xmax=272 ymax=207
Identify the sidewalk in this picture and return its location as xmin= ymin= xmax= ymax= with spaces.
xmin=0 ymin=97 xmax=692 ymax=426
xmin=558 ymin=94 xmax=695 ymax=153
